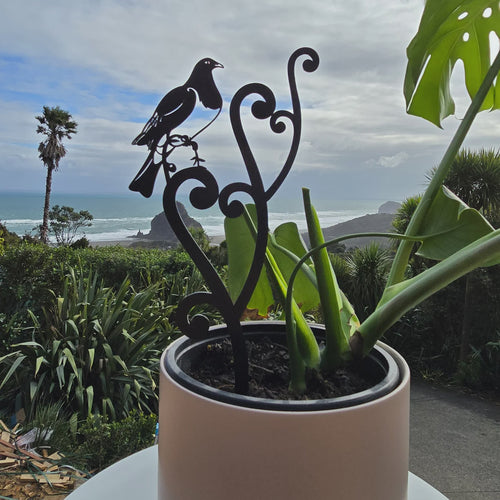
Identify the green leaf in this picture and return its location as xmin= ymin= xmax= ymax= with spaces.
xmin=63 ymin=348 xmax=79 ymax=378
xmin=35 ymin=356 xmax=44 ymax=377
xmin=30 ymin=380 xmax=39 ymax=401
xmin=405 ymin=0 xmax=500 ymax=126
xmin=86 ymin=386 xmax=94 ymax=416
xmin=381 ymin=229 xmax=500 ymax=307
xmin=339 ymin=291 xmax=361 ymax=339
xmin=0 ymin=354 xmax=26 ymax=389
xmin=270 ymin=223 xmax=320 ymax=313
xmin=56 ymin=364 xmax=66 ymax=389
xmin=416 ymin=186 xmax=495 ymax=260
xmin=65 ymin=319 xmax=80 ymax=336
xmin=52 ymin=340 xmax=61 ymax=355
xmin=88 ymin=348 xmax=95 ymax=370
xmin=225 ymin=206 xmax=273 ymax=316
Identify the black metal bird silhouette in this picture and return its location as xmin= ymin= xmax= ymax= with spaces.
xmin=130 ymin=57 xmax=224 ymax=197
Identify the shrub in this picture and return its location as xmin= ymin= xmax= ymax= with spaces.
xmin=0 ymin=268 xmax=178 ymax=420
xmin=0 ymin=244 xmax=195 ymax=317
xmin=72 ymin=411 xmax=157 ymax=471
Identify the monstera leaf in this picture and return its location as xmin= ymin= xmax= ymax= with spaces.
xmin=416 ymin=185 xmax=495 ymax=260
xmin=405 ymin=0 xmax=500 ymax=126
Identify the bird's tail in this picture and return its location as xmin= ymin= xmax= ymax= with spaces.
xmin=131 ymin=132 xmax=147 ymax=146
xmin=129 ymin=151 xmax=161 ymax=198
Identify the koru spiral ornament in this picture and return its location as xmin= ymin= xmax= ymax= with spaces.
xmin=131 ymin=47 xmax=319 ymax=393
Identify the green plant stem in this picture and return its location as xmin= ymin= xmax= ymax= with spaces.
xmin=355 ymin=229 xmax=500 ymax=356
xmin=387 ymin=49 xmax=500 ymax=287
xmin=302 ymin=188 xmax=347 ymax=368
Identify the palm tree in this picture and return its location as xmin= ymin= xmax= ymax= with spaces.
xmin=391 ymin=195 xmax=422 ymax=237
xmin=428 ymin=148 xmax=500 ymax=224
xmin=344 ymin=243 xmax=392 ymax=320
xmin=36 ymin=106 xmax=77 ymax=243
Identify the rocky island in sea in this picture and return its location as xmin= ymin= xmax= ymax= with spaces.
xmin=129 ymin=201 xmax=203 ymax=248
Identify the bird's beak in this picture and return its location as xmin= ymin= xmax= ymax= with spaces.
xmin=215 ymin=61 xmax=224 ymax=69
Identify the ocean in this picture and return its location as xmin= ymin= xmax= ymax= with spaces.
xmin=0 ymin=192 xmax=386 ymax=243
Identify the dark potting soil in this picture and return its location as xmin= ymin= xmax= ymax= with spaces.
xmin=185 ymin=337 xmax=376 ymax=400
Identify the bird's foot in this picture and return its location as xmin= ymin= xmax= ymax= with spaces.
xmin=191 ymin=156 xmax=205 ymax=167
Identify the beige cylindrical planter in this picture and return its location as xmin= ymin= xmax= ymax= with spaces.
xmin=158 ymin=322 xmax=410 ymax=500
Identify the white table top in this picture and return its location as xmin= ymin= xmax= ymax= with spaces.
xmin=67 ymin=445 xmax=448 ymax=499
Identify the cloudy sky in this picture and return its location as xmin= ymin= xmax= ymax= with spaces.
xmin=1 ymin=0 xmax=500 ymax=204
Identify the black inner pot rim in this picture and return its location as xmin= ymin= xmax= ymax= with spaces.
xmin=164 ymin=322 xmax=402 ymax=412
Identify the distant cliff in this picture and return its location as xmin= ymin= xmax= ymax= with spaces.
xmin=303 ymin=202 xmax=400 ymax=249
xmin=320 ymin=213 xmax=396 ymax=249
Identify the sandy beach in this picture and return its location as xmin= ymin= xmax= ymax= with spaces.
xmin=90 ymin=235 xmax=226 ymax=248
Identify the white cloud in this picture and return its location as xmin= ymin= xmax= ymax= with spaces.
xmin=376 ymin=152 xmax=409 ymax=168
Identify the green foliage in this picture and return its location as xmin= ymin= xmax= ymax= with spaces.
xmin=405 ymin=0 xmax=500 ymax=126
xmin=221 ymin=7 xmax=500 ymax=390
xmin=21 ymin=402 xmax=77 ymax=453
xmin=0 ymin=243 xmax=194 ymax=318
xmin=71 ymin=236 xmax=91 ymax=249
xmin=0 ymin=222 xmax=21 ymax=249
xmin=0 ymin=268 xmax=177 ymax=420
xmin=328 ymin=253 xmax=350 ymax=291
xmin=302 ymin=188 xmax=349 ymax=370
xmin=384 ymin=266 xmax=500 ymax=390
xmin=392 ymin=195 xmax=422 ymax=239
xmin=48 ymin=205 xmax=93 ymax=246
xmin=71 ymin=411 xmax=157 ymax=471
xmin=435 ymin=148 xmax=500 ymax=221
xmin=345 ymin=244 xmax=391 ymax=320
xmin=187 ymin=226 xmax=211 ymax=253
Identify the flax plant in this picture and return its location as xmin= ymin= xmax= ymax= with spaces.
xmin=0 ymin=268 xmax=177 ymax=419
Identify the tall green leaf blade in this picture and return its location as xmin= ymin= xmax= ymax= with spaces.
xmin=30 ymin=380 xmax=39 ymax=401
xmin=0 ymin=354 xmax=26 ymax=389
xmin=35 ymin=356 xmax=44 ymax=377
xmin=88 ymin=348 xmax=95 ymax=370
xmin=62 ymin=348 xmax=79 ymax=378
xmin=405 ymin=0 xmax=500 ymax=126
xmin=303 ymin=188 xmax=349 ymax=368
xmin=86 ymin=386 xmax=94 ymax=416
